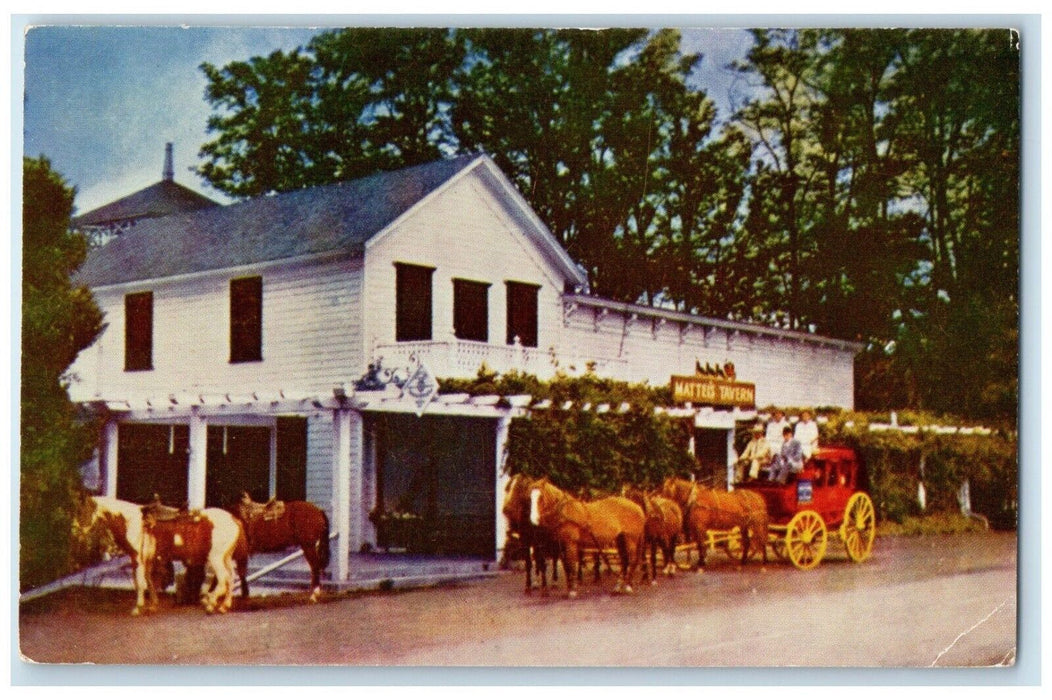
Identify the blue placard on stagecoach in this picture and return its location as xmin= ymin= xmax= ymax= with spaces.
xmin=797 ymin=480 xmax=813 ymax=504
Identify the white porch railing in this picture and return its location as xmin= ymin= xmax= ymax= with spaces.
xmin=372 ymin=339 xmax=628 ymax=380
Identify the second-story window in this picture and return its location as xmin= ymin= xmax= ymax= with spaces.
xmin=230 ymin=276 xmax=263 ymax=363
xmin=506 ymin=281 xmax=540 ymax=347
xmin=453 ymin=279 xmax=490 ymax=342
xmin=124 ymin=291 xmax=153 ymax=371
xmin=395 ymin=263 xmax=434 ymax=342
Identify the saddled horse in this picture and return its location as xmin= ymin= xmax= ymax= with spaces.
xmin=502 ymin=474 xmax=562 ymax=594
xmin=622 ymin=485 xmax=683 ymax=583
xmin=661 ymin=477 xmax=769 ymax=569
xmin=524 ymin=477 xmax=646 ymax=597
xmin=141 ymin=506 xmax=248 ymax=614
xmin=235 ymin=492 xmax=330 ymax=602
xmin=74 ymin=493 xmax=156 ymax=616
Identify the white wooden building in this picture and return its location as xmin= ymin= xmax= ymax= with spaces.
xmin=69 ymin=152 xmax=862 ymax=580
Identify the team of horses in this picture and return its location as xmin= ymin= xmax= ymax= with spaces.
xmin=74 ymin=471 xmax=769 ymax=612
xmin=75 ymin=491 xmax=329 ymax=615
xmin=503 ymin=474 xmax=770 ymax=598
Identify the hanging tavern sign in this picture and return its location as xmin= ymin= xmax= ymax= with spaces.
xmin=671 ymin=374 xmax=756 ymax=408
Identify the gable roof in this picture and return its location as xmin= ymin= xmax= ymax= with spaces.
xmin=73 ymin=180 xmax=220 ymax=228
xmin=76 ymin=154 xmax=521 ymax=288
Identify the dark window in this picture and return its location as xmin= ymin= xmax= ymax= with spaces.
xmin=395 ymin=263 xmax=434 ymax=342
xmin=453 ymin=279 xmax=490 ymax=342
xmin=506 ymin=281 xmax=540 ymax=347
xmin=230 ymin=276 xmax=263 ymax=363
xmin=124 ymin=291 xmax=153 ymax=371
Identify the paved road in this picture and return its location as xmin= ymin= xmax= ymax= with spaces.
xmin=18 ymin=531 xmax=1016 ymax=668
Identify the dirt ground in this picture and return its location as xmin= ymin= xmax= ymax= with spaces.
xmin=17 ymin=531 xmax=1018 ymax=668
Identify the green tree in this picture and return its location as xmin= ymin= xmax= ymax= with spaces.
xmin=731 ymin=29 xmax=1018 ymax=420
xmin=21 ymin=156 xmax=104 ymax=590
xmin=889 ymin=29 xmax=1019 ymax=420
xmin=197 ymin=28 xmax=752 ymax=308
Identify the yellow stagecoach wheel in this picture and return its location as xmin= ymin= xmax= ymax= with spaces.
xmin=785 ymin=510 xmax=827 ymax=570
xmin=841 ymin=492 xmax=876 ymax=562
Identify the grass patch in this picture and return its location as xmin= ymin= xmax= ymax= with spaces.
xmin=877 ymin=512 xmax=990 ymax=537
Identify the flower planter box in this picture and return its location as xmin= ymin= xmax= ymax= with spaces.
xmin=373 ymin=516 xmax=428 ymax=553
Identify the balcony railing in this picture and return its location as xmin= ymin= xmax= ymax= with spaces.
xmin=371 ymin=339 xmax=627 ymax=381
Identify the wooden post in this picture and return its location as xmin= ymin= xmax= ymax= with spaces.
xmin=494 ymin=414 xmax=512 ymax=562
xmin=187 ymin=411 xmax=207 ymax=509
xmin=103 ymin=420 xmax=119 ymax=498
xmin=268 ymin=426 xmax=278 ymax=499
xmin=332 ymin=408 xmax=363 ymax=582
xmin=725 ymin=427 xmax=735 ymax=491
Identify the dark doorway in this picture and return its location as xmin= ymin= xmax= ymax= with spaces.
xmin=206 ymin=425 xmax=270 ymax=508
xmin=693 ymin=428 xmax=730 ymax=485
xmin=116 ymin=424 xmax=189 ymax=506
xmin=275 ymin=416 xmax=308 ymax=501
xmin=372 ymin=414 xmax=496 ymax=556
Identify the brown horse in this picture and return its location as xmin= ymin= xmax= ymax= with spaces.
xmin=622 ymin=485 xmax=683 ymax=583
xmin=236 ymin=493 xmax=330 ymax=602
xmin=661 ymin=477 xmax=769 ymax=569
xmin=525 ymin=477 xmax=646 ymax=597
xmin=141 ymin=507 xmax=249 ymax=614
xmin=502 ymin=474 xmax=562 ymax=594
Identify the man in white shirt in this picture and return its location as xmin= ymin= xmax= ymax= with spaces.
xmin=736 ymin=423 xmax=773 ymax=482
xmin=794 ymin=409 xmax=820 ymax=459
xmin=765 ymin=409 xmax=789 ymax=453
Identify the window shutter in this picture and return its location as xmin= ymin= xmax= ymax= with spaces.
xmin=505 ymin=281 xmax=540 ymax=347
xmin=124 ymin=291 xmax=153 ymax=371
xmin=395 ymin=263 xmax=434 ymax=342
xmin=230 ymin=276 xmax=263 ymax=363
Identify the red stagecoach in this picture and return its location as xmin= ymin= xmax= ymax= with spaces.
xmin=727 ymin=446 xmax=876 ymax=569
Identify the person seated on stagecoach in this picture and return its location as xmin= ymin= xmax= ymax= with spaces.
xmin=794 ymin=409 xmax=820 ymax=459
xmin=736 ymin=422 xmax=773 ymax=482
xmin=765 ymin=408 xmax=790 ymax=453
xmin=768 ymin=425 xmax=805 ymax=484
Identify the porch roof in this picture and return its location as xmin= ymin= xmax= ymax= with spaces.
xmin=82 ymin=389 xmax=751 ymax=428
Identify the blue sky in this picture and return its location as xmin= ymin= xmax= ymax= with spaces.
xmin=21 ymin=24 xmax=753 ymax=215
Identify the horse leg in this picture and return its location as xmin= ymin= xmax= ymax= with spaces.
xmin=696 ymin=527 xmax=708 ymax=570
xmin=649 ymin=538 xmax=658 ymax=585
xmin=304 ymin=546 xmax=322 ymax=603
xmin=130 ymin=556 xmax=148 ymax=616
xmin=562 ymin=538 xmax=580 ymax=598
xmin=237 ymin=557 xmax=250 ymax=599
xmin=523 ymin=544 xmax=534 ymax=594
xmin=664 ymin=534 xmax=678 ymax=576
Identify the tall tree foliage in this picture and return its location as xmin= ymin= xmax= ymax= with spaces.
xmin=196 ymin=27 xmax=1018 ymax=420
xmin=198 ymin=28 xmax=749 ymax=305
xmin=730 ymin=28 xmax=1018 ymax=419
xmin=21 ymin=156 xmax=104 ymax=590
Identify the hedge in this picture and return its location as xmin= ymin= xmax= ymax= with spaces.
xmin=440 ymin=369 xmax=1018 ymax=529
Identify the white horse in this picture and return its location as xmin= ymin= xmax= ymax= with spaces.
xmin=75 ymin=494 xmax=156 ymax=616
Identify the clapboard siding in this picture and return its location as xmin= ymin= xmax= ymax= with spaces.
xmin=306 ymin=414 xmax=334 ymax=514
xmin=362 ymin=170 xmax=569 ymax=366
xmin=68 ymin=255 xmax=365 ymax=402
xmin=560 ymin=305 xmax=857 ymax=409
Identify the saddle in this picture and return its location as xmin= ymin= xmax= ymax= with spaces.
xmin=239 ymin=492 xmax=286 ymax=521
xmin=141 ymin=494 xmax=190 ymax=522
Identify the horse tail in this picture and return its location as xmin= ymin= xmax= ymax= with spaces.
xmin=318 ymin=508 xmax=331 ymax=570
